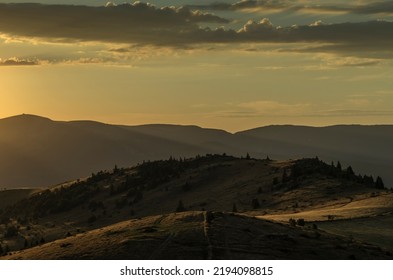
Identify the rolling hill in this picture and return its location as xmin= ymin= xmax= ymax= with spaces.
xmin=0 ymin=114 xmax=392 ymax=189
xmin=3 ymin=211 xmax=392 ymax=260
xmin=0 ymin=155 xmax=392 ymax=259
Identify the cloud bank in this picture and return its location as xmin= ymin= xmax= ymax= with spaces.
xmin=1 ymin=3 xmax=393 ymax=57
xmin=0 ymin=57 xmax=38 ymax=66
xmin=190 ymin=0 xmax=393 ymax=15
xmin=0 ymin=2 xmax=228 ymax=45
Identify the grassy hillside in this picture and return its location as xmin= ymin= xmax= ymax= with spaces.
xmin=0 ymin=155 xmax=391 ymax=259
xmin=0 ymin=189 xmax=40 ymax=210
xmin=2 ymin=211 xmax=392 ymax=260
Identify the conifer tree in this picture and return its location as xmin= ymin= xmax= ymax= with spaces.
xmin=346 ymin=166 xmax=354 ymax=176
xmin=336 ymin=161 xmax=342 ymax=171
xmin=252 ymin=198 xmax=260 ymax=209
xmin=176 ymin=200 xmax=186 ymax=212
xmin=375 ymin=176 xmax=385 ymax=189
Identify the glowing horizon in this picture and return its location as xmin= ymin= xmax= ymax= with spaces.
xmin=1 ymin=1 xmax=393 ymax=132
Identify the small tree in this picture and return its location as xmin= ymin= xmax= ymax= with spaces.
xmin=182 ymin=182 xmax=191 ymax=192
xmin=296 ymin=218 xmax=306 ymax=227
xmin=246 ymin=153 xmax=251 ymax=160
xmin=266 ymin=155 xmax=271 ymax=161
xmin=176 ymin=200 xmax=186 ymax=212
xmin=251 ymin=198 xmax=260 ymax=209
xmin=336 ymin=161 xmax=342 ymax=171
xmin=282 ymin=169 xmax=289 ymax=183
xmin=5 ymin=225 xmax=18 ymax=238
xmin=375 ymin=176 xmax=385 ymax=189
xmin=133 ymin=190 xmax=143 ymax=203
xmin=109 ymin=184 xmax=116 ymax=196
xmin=113 ymin=164 xmax=119 ymax=174
xmin=87 ymin=215 xmax=97 ymax=224
xmin=346 ymin=166 xmax=354 ymax=176
xmin=363 ymin=175 xmax=374 ymax=187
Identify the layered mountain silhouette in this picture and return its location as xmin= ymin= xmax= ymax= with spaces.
xmin=0 ymin=114 xmax=392 ymax=188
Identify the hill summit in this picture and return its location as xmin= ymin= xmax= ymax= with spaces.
xmin=1 ymin=155 xmax=392 ymax=259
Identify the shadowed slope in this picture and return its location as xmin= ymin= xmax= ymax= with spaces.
xmin=3 ymin=211 xmax=391 ymax=260
xmin=1 ymin=155 xmax=391 ymax=257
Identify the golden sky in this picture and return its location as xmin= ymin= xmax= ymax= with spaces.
xmin=1 ymin=1 xmax=393 ymax=131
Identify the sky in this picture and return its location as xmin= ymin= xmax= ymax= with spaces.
xmin=1 ymin=1 xmax=393 ymax=132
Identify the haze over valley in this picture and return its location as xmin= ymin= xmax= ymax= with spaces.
xmin=0 ymin=114 xmax=391 ymax=189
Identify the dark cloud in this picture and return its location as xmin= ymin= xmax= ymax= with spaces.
xmin=216 ymin=108 xmax=393 ymax=119
xmin=286 ymin=43 xmax=393 ymax=60
xmin=234 ymin=19 xmax=393 ymax=46
xmin=1 ymin=3 xmax=393 ymax=58
xmin=233 ymin=0 xmax=288 ymax=10
xmin=0 ymin=57 xmax=38 ymax=66
xmin=311 ymin=109 xmax=393 ymax=117
xmin=188 ymin=0 xmax=291 ymax=11
xmin=308 ymin=1 xmax=393 ymax=15
xmin=190 ymin=0 xmax=393 ymax=15
xmin=0 ymin=3 xmax=229 ymax=45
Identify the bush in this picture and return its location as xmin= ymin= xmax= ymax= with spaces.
xmin=0 ymin=217 xmax=10 ymax=225
xmin=289 ymin=218 xmax=296 ymax=227
xmin=182 ymin=182 xmax=191 ymax=192
xmin=251 ymin=198 xmax=260 ymax=209
xmin=87 ymin=215 xmax=97 ymax=224
xmin=176 ymin=200 xmax=186 ymax=212
xmin=133 ymin=190 xmax=143 ymax=203
xmin=296 ymin=218 xmax=306 ymax=227
xmin=375 ymin=176 xmax=385 ymax=189
xmin=4 ymin=225 xmax=18 ymax=238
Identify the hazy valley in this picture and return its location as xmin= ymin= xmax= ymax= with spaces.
xmin=1 ymin=114 xmax=392 ymax=189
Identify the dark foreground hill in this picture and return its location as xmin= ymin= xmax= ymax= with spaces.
xmin=2 ymin=211 xmax=392 ymax=260
xmin=0 ymin=114 xmax=392 ymax=188
xmin=0 ymin=155 xmax=392 ymax=259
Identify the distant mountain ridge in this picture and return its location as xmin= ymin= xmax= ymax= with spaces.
xmin=0 ymin=114 xmax=392 ymax=188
